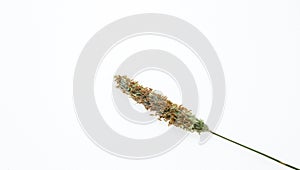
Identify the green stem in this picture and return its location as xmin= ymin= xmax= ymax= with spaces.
xmin=209 ymin=131 xmax=299 ymax=170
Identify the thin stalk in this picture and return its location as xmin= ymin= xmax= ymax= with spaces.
xmin=209 ymin=130 xmax=299 ymax=170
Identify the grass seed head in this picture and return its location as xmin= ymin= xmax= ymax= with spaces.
xmin=114 ymin=75 xmax=209 ymax=134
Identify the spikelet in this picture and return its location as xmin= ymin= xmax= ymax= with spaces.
xmin=114 ymin=75 xmax=209 ymax=134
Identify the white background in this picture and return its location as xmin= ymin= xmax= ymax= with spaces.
xmin=1 ymin=0 xmax=300 ymax=170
